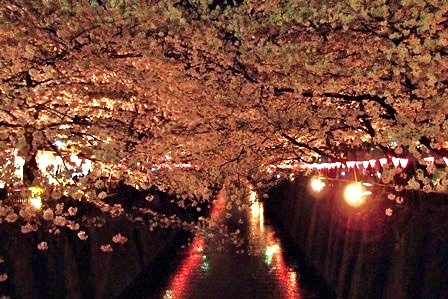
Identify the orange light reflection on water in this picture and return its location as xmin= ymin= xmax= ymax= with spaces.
xmin=164 ymin=191 xmax=227 ymax=299
xmin=266 ymin=233 xmax=303 ymax=299
xmin=163 ymin=236 xmax=204 ymax=299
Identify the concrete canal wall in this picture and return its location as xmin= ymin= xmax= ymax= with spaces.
xmin=266 ymin=177 xmax=448 ymax=299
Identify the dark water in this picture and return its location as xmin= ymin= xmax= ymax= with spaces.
xmin=118 ymin=190 xmax=335 ymax=299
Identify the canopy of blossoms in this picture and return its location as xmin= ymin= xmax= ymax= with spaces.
xmin=0 ymin=0 xmax=447 ymax=229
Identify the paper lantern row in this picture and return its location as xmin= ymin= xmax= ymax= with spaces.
xmin=299 ymin=156 xmax=448 ymax=170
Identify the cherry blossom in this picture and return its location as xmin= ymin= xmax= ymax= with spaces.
xmin=77 ymin=231 xmax=88 ymax=240
xmin=67 ymin=207 xmax=78 ymax=216
xmin=53 ymin=216 xmax=67 ymax=227
xmin=66 ymin=220 xmax=80 ymax=231
xmin=112 ymin=233 xmax=128 ymax=245
xmin=21 ymin=223 xmax=34 ymax=234
xmin=100 ymin=244 xmax=113 ymax=253
xmin=0 ymin=273 xmax=7 ymax=282
xmin=37 ymin=241 xmax=48 ymax=251
xmin=5 ymin=213 xmax=18 ymax=223
xmin=43 ymin=208 xmax=54 ymax=221
xmin=0 ymin=0 xmax=445 ymax=250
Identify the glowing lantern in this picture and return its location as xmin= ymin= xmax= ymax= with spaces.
xmin=444 ymin=157 xmax=448 ymax=166
xmin=346 ymin=161 xmax=356 ymax=168
xmin=399 ymin=158 xmax=409 ymax=168
xmin=392 ymin=157 xmax=400 ymax=167
xmin=14 ymin=155 xmax=25 ymax=180
xmin=362 ymin=160 xmax=370 ymax=169
xmin=369 ymin=159 xmax=376 ymax=168
xmin=29 ymin=187 xmax=43 ymax=209
xmin=310 ymin=177 xmax=325 ymax=192
xmin=30 ymin=196 xmax=42 ymax=209
xmin=379 ymin=158 xmax=388 ymax=166
xmin=343 ymin=182 xmax=371 ymax=207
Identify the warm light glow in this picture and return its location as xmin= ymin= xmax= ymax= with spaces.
xmin=310 ymin=177 xmax=325 ymax=192
xmin=70 ymin=153 xmax=82 ymax=167
xmin=343 ymin=182 xmax=371 ymax=207
xmin=30 ymin=196 xmax=42 ymax=209
xmin=248 ymin=188 xmax=257 ymax=204
xmin=53 ymin=140 xmax=64 ymax=148
xmin=30 ymin=186 xmax=44 ymax=197
xmin=14 ymin=155 xmax=25 ymax=180
xmin=264 ymin=244 xmax=280 ymax=265
xmin=399 ymin=158 xmax=409 ymax=168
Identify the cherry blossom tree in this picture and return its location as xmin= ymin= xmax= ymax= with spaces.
xmin=0 ymin=0 xmax=447 ymax=221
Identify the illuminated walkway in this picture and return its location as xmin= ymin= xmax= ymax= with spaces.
xmin=127 ymin=189 xmax=334 ymax=299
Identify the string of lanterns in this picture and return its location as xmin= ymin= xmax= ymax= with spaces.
xmin=274 ymin=156 xmax=448 ymax=171
xmin=279 ymin=156 xmax=448 ymax=210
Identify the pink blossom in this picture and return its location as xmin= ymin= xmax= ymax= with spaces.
xmin=21 ymin=223 xmax=34 ymax=234
xmin=37 ymin=241 xmax=48 ymax=251
xmin=77 ymin=231 xmax=88 ymax=240
xmin=5 ymin=213 xmax=18 ymax=223
xmin=100 ymin=244 xmax=113 ymax=253
xmin=112 ymin=233 xmax=128 ymax=244
xmin=43 ymin=208 xmax=54 ymax=221
xmin=98 ymin=191 xmax=108 ymax=200
xmin=53 ymin=215 xmax=67 ymax=226
xmin=66 ymin=220 xmax=80 ymax=231
xmin=55 ymin=203 xmax=64 ymax=215
xmin=68 ymin=207 xmax=78 ymax=216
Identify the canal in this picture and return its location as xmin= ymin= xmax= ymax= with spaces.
xmin=118 ymin=188 xmax=335 ymax=299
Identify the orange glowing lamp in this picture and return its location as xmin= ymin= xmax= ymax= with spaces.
xmin=343 ymin=182 xmax=371 ymax=208
xmin=310 ymin=177 xmax=325 ymax=192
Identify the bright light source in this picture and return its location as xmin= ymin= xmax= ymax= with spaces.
xmin=14 ymin=156 xmax=25 ymax=179
xmin=310 ymin=177 xmax=325 ymax=192
xmin=341 ymin=171 xmax=346 ymax=176
xmin=30 ymin=196 xmax=42 ymax=209
xmin=70 ymin=153 xmax=82 ymax=167
xmin=53 ymin=140 xmax=64 ymax=148
xmin=343 ymin=182 xmax=371 ymax=207
xmin=264 ymin=244 xmax=280 ymax=265
xmin=30 ymin=186 xmax=44 ymax=197
xmin=266 ymin=244 xmax=279 ymax=256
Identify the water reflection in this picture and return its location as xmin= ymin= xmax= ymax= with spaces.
xmin=163 ymin=237 xmax=204 ymax=299
xmin=248 ymin=190 xmax=302 ymax=299
xmin=151 ymin=188 xmax=318 ymax=299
